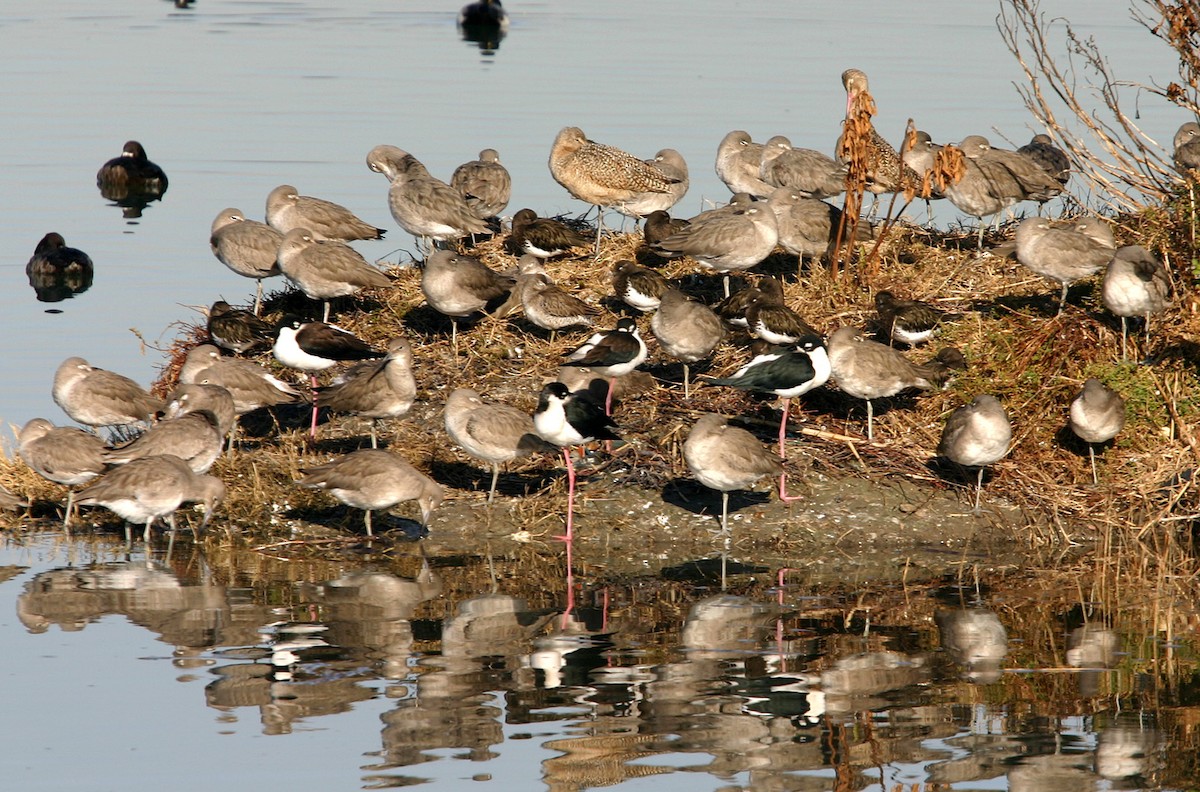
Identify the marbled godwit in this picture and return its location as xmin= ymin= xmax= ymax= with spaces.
xmin=616 ymin=148 xmax=689 ymax=219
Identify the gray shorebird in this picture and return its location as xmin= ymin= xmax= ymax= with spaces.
xmin=1069 ymin=378 xmax=1125 ymax=484
xmin=684 ymin=413 xmax=797 ymax=543
xmin=265 ymin=184 xmax=384 ymax=242
xmin=938 ymin=394 xmax=1012 ymax=513
xmin=715 ymin=130 xmax=774 ymax=198
xmin=277 ymin=228 xmax=392 ymax=322
xmin=0 ymin=486 xmax=27 ymax=512
xmin=298 ymin=449 xmax=443 ymax=536
xmin=616 ymin=148 xmax=689 ymax=219
xmin=164 ymin=383 xmax=238 ymax=441
xmin=767 ymin=188 xmax=873 ymax=265
xmin=366 ymin=144 xmax=490 ymax=252
xmin=548 ymin=126 xmax=678 ymax=252
xmin=96 ymin=140 xmax=168 ymax=200
xmin=444 ymin=387 xmax=547 ymax=503
xmin=450 ymin=148 xmax=512 ymax=221
xmin=651 ymin=288 xmax=724 ymax=397
xmin=1172 ymin=122 xmax=1200 ymax=174
xmin=1014 ymin=216 xmax=1116 ymax=315
xmin=17 ymin=418 xmax=107 ymax=527
xmin=421 ymin=249 xmax=514 ymax=351
xmin=52 ymin=356 xmax=164 ymax=430
xmin=827 ymin=326 xmax=947 ymax=440
xmin=759 ymin=135 xmax=846 ymax=199
xmin=317 ymin=337 xmax=417 ymax=448
xmin=650 ymin=197 xmax=778 ymax=297
xmin=612 ymin=259 xmax=669 ymax=313
xmin=75 ymin=454 xmax=225 ymax=545
xmin=1101 ymin=245 xmax=1171 ymax=360
xmin=209 ymin=208 xmax=283 ymax=314
xmin=179 ymin=344 xmax=305 ymax=417
xmin=103 ymin=410 xmax=224 ymax=474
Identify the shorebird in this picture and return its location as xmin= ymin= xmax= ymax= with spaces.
xmin=767 ymin=188 xmax=873 ymax=265
xmin=715 ymin=130 xmax=774 ymax=198
xmin=684 ymin=413 xmax=796 ymax=543
xmin=838 ymin=68 xmax=916 ymax=209
xmin=366 ymin=144 xmax=490 ymax=252
xmin=548 ymin=126 xmax=678 ymax=252
xmin=874 ymin=291 xmax=948 ymax=346
xmin=277 ymin=228 xmax=392 ymax=322
xmin=164 ymin=383 xmax=238 ymax=441
xmin=1014 ymin=216 xmax=1116 ymax=315
xmin=1172 ymin=122 xmax=1200 ymax=174
xmin=265 ymin=184 xmax=384 ymax=242
xmin=421 ymin=249 xmax=514 ymax=350
xmin=759 ymin=135 xmax=846 ymax=199
xmin=450 ymin=148 xmax=512 ymax=221
xmin=52 ymin=356 xmax=164 ymax=430
xmin=564 ymin=317 xmax=648 ymax=413
xmin=206 ymin=300 xmax=274 ymax=354
xmin=1069 ymin=378 xmax=1125 ymax=484
xmin=643 ymin=209 xmax=689 ymax=247
xmin=900 ymin=130 xmax=944 ymax=221
xmin=96 ymin=140 xmax=168 ymax=200
xmin=75 ymin=454 xmax=225 ymax=545
xmin=612 ymin=259 xmax=669 ymax=313
xmin=651 ymin=288 xmax=724 ymax=397
xmin=17 ymin=418 xmax=107 ymax=527
xmin=179 ymin=344 xmax=305 ymax=429
xmin=714 ymin=279 xmax=759 ymax=329
xmin=444 ymin=388 xmax=547 ymax=503
xmin=938 ymin=395 xmax=1012 ymax=513
xmin=27 ymin=233 xmax=93 ymax=279
xmin=273 ymin=316 xmax=384 ymax=438
xmin=1101 ymin=245 xmax=1171 ymax=360
xmin=826 ymin=326 xmax=948 ymax=440
xmin=504 ymin=208 xmax=593 ymax=260
xmin=533 ymin=382 xmax=621 ymax=548
xmin=103 ymin=410 xmax=224 ymax=474
xmin=704 ymin=335 xmax=831 ymax=458
xmin=615 ymin=148 xmax=689 ymax=220
xmin=458 ymin=0 xmax=509 ymax=30
xmin=501 ymin=265 xmax=599 ymax=339
xmin=650 ymin=197 xmax=778 ymax=297
xmin=209 ymin=208 xmax=283 ymax=314
xmin=1017 ymin=134 xmax=1071 ymax=187
xmin=298 ymin=449 xmax=443 ymax=536
xmin=0 ymin=485 xmax=27 ymax=512
xmin=745 ymin=276 xmax=821 ymax=345
xmin=317 ymin=337 xmax=417 ymax=448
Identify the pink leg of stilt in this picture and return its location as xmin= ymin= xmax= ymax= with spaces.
xmin=778 ymin=469 xmax=803 ymax=502
xmin=309 ymin=374 xmax=320 ymax=440
xmin=560 ymin=446 xmax=577 ymax=628
xmin=778 ymin=399 xmax=791 ymax=460
xmin=604 ymin=377 xmax=615 ymax=416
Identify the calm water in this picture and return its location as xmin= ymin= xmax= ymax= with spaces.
xmin=1 ymin=1 xmax=1193 ymax=789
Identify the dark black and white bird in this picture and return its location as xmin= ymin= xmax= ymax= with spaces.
xmin=938 ymin=394 xmax=1012 ymax=513
xmin=533 ymin=382 xmax=621 ymax=548
xmin=704 ymin=335 xmax=831 ymax=458
xmin=874 ymin=291 xmax=948 ymax=347
xmin=1069 ymin=378 xmax=1125 ymax=485
xmin=505 ymin=208 xmax=593 ymax=260
xmin=1101 ymin=245 xmax=1171 ymax=361
xmin=96 ymin=140 xmax=168 ymax=202
xmin=745 ymin=277 xmax=821 ymax=345
xmin=273 ymin=317 xmax=384 ymax=439
xmin=564 ymin=317 xmax=648 ymax=414
xmin=207 ymin=300 xmax=275 ymax=354
xmin=457 ymin=0 xmax=509 ymax=31
xmin=612 ymin=259 xmax=669 ymax=313
xmin=27 ymin=233 xmax=93 ymax=279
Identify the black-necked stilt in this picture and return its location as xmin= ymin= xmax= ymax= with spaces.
xmin=564 ymin=317 xmax=647 ymax=414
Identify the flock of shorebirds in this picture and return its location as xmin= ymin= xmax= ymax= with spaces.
xmin=6 ymin=65 xmax=1191 ymax=554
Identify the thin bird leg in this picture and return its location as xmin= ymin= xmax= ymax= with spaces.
xmin=309 ymin=374 xmax=320 ymax=441
xmin=370 ymin=419 xmax=379 ymax=450
xmin=1057 ymin=282 xmax=1068 ymax=317
xmin=975 ymin=222 xmax=986 ymax=251
xmin=322 ymin=300 xmax=331 ymax=323
xmin=364 ymin=509 xmax=374 ymax=537
xmin=553 ymin=446 xmax=577 ymax=544
xmin=604 ymin=377 xmax=616 ymax=416
xmin=778 ymin=399 xmax=791 ymax=459
xmin=719 ymin=490 xmax=730 ymax=539
xmin=973 ymin=467 xmax=984 ymax=514
xmin=254 ymin=280 xmax=264 ymax=316
xmin=488 ymin=462 xmax=501 ymax=505
xmin=1120 ymin=317 xmax=1129 ymax=362
xmin=778 ymin=470 xmax=803 ymax=503
xmin=866 ymin=399 xmax=875 ymax=441
xmin=683 ymin=363 xmax=692 ymax=399
xmin=1089 ymin=445 xmax=1099 ymax=486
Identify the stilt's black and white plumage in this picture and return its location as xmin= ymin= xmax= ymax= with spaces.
xmin=564 ymin=317 xmax=647 ymax=414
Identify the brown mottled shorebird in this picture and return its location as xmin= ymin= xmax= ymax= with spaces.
xmin=1102 ymin=245 xmax=1171 ymax=360
xmin=75 ymin=454 xmax=225 ymax=545
xmin=421 ymin=249 xmax=514 ymax=351
xmin=1069 ymin=378 xmax=1125 ymax=484
xmin=715 ymin=130 xmax=774 ymax=198
xmin=612 ymin=259 xmax=669 ymax=313
xmin=277 ymin=228 xmax=392 ymax=322
xmin=839 ymin=68 xmax=909 ymax=205
xmin=938 ymin=395 xmax=1012 ymax=513
xmin=616 ymin=148 xmax=689 ymax=219
xmin=745 ymin=276 xmax=821 ymax=345
xmin=684 ymin=413 xmax=797 ymax=543
xmin=651 ymin=288 xmax=724 ymax=397
xmin=17 ymin=418 xmax=107 ymax=527
xmin=444 ymin=388 xmax=547 ymax=503
xmin=1017 ymin=134 xmax=1071 ymax=187
xmin=96 ymin=141 xmax=168 ymax=200
xmin=266 ymin=184 xmax=384 ymax=242
xmin=767 ymin=187 xmax=872 ymax=264
xmin=760 ymin=135 xmax=846 ymax=199
xmin=299 ymin=449 xmax=443 ymax=536
xmin=827 ymin=326 xmax=948 ymax=440
xmin=103 ymin=410 xmax=224 ymax=474
xmin=0 ymin=485 xmax=27 ymax=512
xmin=505 ymin=208 xmax=592 ymax=260
xmin=366 ymin=144 xmax=490 ymax=251
xmin=450 ymin=148 xmax=512 ymax=220
xmin=1172 ymin=122 xmax=1200 ymax=174
xmin=650 ymin=196 xmax=778 ymax=297
xmin=209 ymin=208 xmax=283 ymax=314
xmin=1015 ymin=216 xmax=1116 ymax=315
xmin=548 ymin=126 xmax=678 ymax=252
xmin=317 ymin=337 xmax=417 ymax=448
xmin=874 ymin=291 xmax=948 ymax=347
xmin=206 ymin=300 xmax=275 ymax=354
xmin=52 ymin=356 xmax=164 ymax=429
xmin=643 ymin=209 xmax=689 ymax=247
